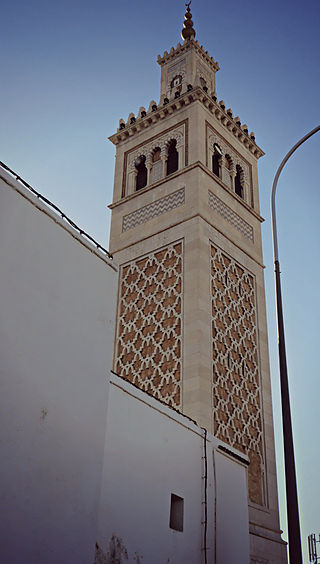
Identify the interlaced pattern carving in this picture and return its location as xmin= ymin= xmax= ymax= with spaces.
xmin=210 ymin=245 xmax=264 ymax=505
xmin=116 ymin=242 xmax=183 ymax=409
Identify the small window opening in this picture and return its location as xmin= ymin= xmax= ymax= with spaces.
xmin=166 ymin=140 xmax=178 ymax=176
xmin=169 ymin=494 xmax=184 ymax=532
xmin=212 ymin=144 xmax=222 ymax=178
xmin=135 ymin=156 xmax=147 ymax=191
xmin=171 ymin=75 xmax=182 ymax=88
xmin=235 ymin=165 xmax=244 ymax=198
xmin=152 ymin=148 xmax=161 ymax=163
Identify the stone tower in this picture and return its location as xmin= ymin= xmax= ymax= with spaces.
xmin=108 ymin=6 xmax=286 ymax=563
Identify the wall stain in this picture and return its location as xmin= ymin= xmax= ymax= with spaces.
xmin=94 ymin=536 xmax=128 ymax=564
xmin=40 ymin=408 xmax=48 ymax=421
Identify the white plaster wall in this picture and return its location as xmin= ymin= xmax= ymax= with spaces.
xmin=96 ymin=374 xmax=250 ymax=564
xmin=215 ymin=450 xmax=250 ymax=564
xmin=0 ymin=171 xmax=118 ymax=564
xmin=96 ymin=377 xmax=206 ymax=564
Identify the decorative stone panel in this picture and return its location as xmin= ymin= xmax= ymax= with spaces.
xmin=210 ymin=245 xmax=264 ymax=505
xmin=166 ymin=58 xmax=186 ymax=92
xmin=122 ymin=189 xmax=185 ymax=232
xmin=151 ymin=159 xmax=163 ymax=184
xmin=197 ymin=62 xmax=212 ymax=90
xmin=208 ymin=190 xmax=254 ymax=242
xmin=115 ymin=242 xmax=183 ymax=410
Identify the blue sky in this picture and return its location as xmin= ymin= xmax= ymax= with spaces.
xmin=1 ymin=1 xmax=320 ymax=560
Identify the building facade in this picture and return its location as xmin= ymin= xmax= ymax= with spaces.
xmin=0 ymin=159 xmax=251 ymax=564
xmin=109 ymin=7 xmax=287 ymax=563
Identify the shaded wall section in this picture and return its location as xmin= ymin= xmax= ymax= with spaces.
xmin=0 ymin=168 xmax=117 ymax=564
xmin=96 ymin=373 xmax=250 ymax=564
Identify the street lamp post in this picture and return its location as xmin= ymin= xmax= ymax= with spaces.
xmin=271 ymin=125 xmax=320 ymax=564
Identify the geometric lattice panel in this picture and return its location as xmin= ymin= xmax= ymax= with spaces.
xmin=210 ymin=244 xmax=264 ymax=505
xmin=116 ymin=242 xmax=183 ymax=410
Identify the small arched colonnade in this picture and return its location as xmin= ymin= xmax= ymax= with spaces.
xmin=127 ymin=131 xmax=184 ymax=195
xmin=208 ymin=135 xmax=250 ymax=204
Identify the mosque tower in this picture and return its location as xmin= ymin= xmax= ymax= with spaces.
xmin=108 ymin=5 xmax=287 ymax=562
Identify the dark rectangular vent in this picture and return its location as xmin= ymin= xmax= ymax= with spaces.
xmin=169 ymin=493 xmax=184 ymax=532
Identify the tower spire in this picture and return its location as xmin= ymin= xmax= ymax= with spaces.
xmin=181 ymin=1 xmax=196 ymax=41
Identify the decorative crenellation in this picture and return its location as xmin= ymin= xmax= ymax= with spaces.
xmin=208 ymin=191 xmax=254 ymax=242
xmin=210 ymin=245 xmax=264 ymax=505
xmin=109 ymin=87 xmax=263 ymax=160
xmin=122 ymin=189 xmax=185 ymax=232
xmin=115 ymin=242 xmax=183 ymax=410
xmin=157 ymin=38 xmax=219 ymax=72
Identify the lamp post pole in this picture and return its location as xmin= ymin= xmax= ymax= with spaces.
xmin=271 ymin=125 xmax=320 ymax=564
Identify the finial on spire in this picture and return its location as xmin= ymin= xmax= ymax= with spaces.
xmin=181 ymin=1 xmax=196 ymax=41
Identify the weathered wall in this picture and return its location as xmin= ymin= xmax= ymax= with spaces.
xmin=96 ymin=373 xmax=250 ymax=564
xmin=0 ymin=169 xmax=117 ymax=564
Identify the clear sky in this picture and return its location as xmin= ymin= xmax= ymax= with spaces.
xmin=1 ymin=0 xmax=320 ymax=560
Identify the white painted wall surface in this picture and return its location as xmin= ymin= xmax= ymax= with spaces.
xmin=96 ymin=374 xmax=250 ymax=564
xmin=214 ymin=449 xmax=250 ymax=564
xmin=0 ymin=170 xmax=117 ymax=564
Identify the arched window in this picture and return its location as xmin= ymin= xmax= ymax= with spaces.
xmin=212 ymin=144 xmax=222 ymax=178
xmin=171 ymin=75 xmax=182 ymax=89
xmin=152 ymin=147 xmax=161 ymax=162
xmin=166 ymin=140 xmax=178 ymax=176
xmin=235 ymin=165 xmax=244 ymax=198
xmin=135 ymin=155 xmax=147 ymax=191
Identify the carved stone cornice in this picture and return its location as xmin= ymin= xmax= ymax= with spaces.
xmin=108 ymin=87 xmax=264 ymax=160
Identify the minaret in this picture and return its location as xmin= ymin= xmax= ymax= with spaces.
xmin=108 ymin=6 xmax=287 ymax=562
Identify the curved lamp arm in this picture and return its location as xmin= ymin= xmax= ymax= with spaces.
xmin=271 ymin=125 xmax=320 ymax=262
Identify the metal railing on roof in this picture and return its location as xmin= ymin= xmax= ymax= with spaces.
xmin=0 ymin=160 xmax=113 ymax=259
